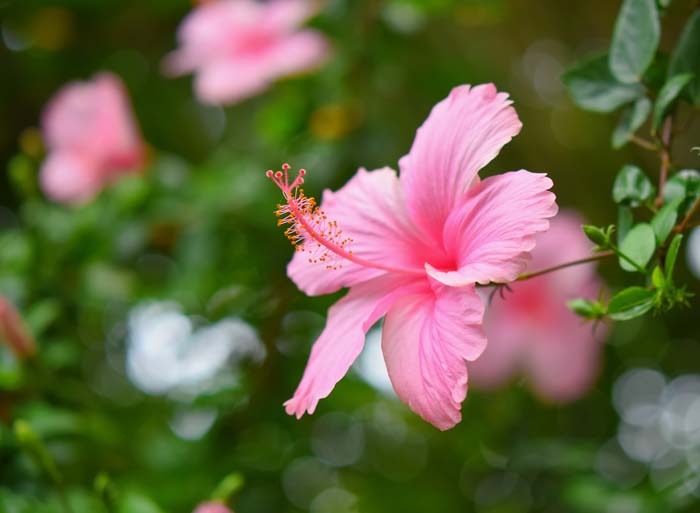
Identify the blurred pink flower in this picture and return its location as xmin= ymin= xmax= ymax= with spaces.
xmin=269 ymin=84 xmax=558 ymax=430
xmin=192 ymin=502 xmax=233 ymax=513
xmin=470 ymin=211 xmax=606 ymax=403
xmin=164 ymin=0 xmax=329 ymax=105
xmin=40 ymin=73 xmax=145 ymax=205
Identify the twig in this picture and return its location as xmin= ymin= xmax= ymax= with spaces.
xmin=676 ymin=196 xmax=700 ymax=233
xmin=656 ymin=116 xmax=673 ymax=207
xmin=511 ymin=250 xmax=615 ymax=282
xmin=630 ymin=135 xmax=658 ymax=151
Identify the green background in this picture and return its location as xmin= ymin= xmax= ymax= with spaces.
xmin=1 ymin=0 xmax=700 ymax=512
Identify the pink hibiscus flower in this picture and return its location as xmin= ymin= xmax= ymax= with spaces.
xmin=40 ymin=73 xmax=145 ymax=205
xmin=470 ymin=211 xmax=606 ymax=403
xmin=268 ymin=84 xmax=558 ymax=430
xmin=163 ymin=0 xmax=329 ymax=105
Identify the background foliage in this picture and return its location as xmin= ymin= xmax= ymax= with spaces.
xmin=1 ymin=0 xmax=700 ymax=512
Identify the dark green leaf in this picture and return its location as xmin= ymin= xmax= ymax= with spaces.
xmin=650 ymin=197 xmax=682 ymax=245
xmin=665 ymin=233 xmax=683 ymax=281
xmin=618 ymin=206 xmax=634 ymax=244
xmin=610 ymin=0 xmax=661 ymax=83
xmin=619 ymin=222 xmax=656 ymax=272
xmin=612 ymin=97 xmax=651 ymax=148
xmin=652 ymin=73 xmax=694 ymax=130
xmin=644 ymin=53 xmax=670 ymax=92
xmin=612 ymin=165 xmax=655 ymax=206
xmin=669 ymin=11 xmax=700 ymax=103
xmin=608 ymin=286 xmax=656 ymax=320
xmin=563 ymin=54 xmax=644 ymax=112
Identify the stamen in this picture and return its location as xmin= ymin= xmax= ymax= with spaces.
xmin=266 ymin=164 xmax=353 ymax=270
xmin=265 ymin=164 xmax=424 ymax=276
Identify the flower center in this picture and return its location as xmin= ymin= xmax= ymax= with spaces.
xmin=266 ymin=164 xmax=423 ymax=276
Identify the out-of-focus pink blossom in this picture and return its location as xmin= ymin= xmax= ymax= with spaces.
xmin=40 ymin=73 xmax=145 ymax=205
xmin=470 ymin=211 xmax=606 ymax=403
xmin=0 ymin=297 xmax=36 ymax=359
xmin=163 ymin=0 xmax=329 ymax=105
xmin=192 ymin=502 xmax=233 ymax=513
xmin=268 ymin=84 xmax=558 ymax=430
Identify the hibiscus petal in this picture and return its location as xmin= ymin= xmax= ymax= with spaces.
xmin=288 ymin=167 xmax=434 ymax=296
xmin=262 ymin=31 xmax=330 ymax=78
xmin=194 ymin=60 xmax=271 ymax=105
xmin=382 ymin=284 xmax=486 ymax=431
xmin=163 ymin=1 xmax=251 ymax=76
xmin=399 ymin=84 xmax=523 ymax=241
xmin=265 ymin=0 xmax=319 ymax=31
xmin=40 ymin=151 xmax=103 ymax=205
xmin=284 ymin=275 xmax=420 ymax=418
xmin=525 ymin=311 xmax=603 ymax=403
xmin=467 ymin=302 xmax=526 ymax=390
xmin=426 ymin=170 xmax=558 ymax=287
xmin=527 ymin=210 xmax=598 ymax=293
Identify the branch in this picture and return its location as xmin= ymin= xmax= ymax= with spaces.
xmin=676 ymin=196 xmax=700 ymax=233
xmin=656 ymin=115 xmax=673 ymax=207
xmin=630 ymin=134 xmax=658 ymax=151
xmin=509 ymin=250 xmax=615 ymax=283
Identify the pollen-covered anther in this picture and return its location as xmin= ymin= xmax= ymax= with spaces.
xmin=266 ymin=164 xmax=355 ymax=271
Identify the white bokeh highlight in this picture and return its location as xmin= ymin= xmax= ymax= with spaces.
xmin=126 ymin=301 xmax=265 ymax=396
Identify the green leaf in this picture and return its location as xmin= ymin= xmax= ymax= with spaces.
xmin=669 ymin=11 xmax=700 ymax=104
xmin=665 ymin=233 xmax=683 ymax=281
xmin=652 ymin=265 xmax=666 ymax=288
xmin=212 ymin=473 xmax=245 ymax=502
xmin=612 ymin=165 xmax=655 ymax=206
xmin=619 ymin=222 xmax=656 ymax=272
xmin=652 ymin=73 xmax=694 ymax=130
xmin=608 ymin=286 xmax=656 ymax=320
xmin=609 ymin=0 xmax=661 ymax=83
xmin=662 ymin=169 xmax=700 ymax=214
xmin=24 ymin=300 xmax=60 ymax=339
xmin=118 ymin=491 xmax=165 ymax=513
xmin=618 ymin=206 xmax=634 ymax=244
xmin=650 ymin=197 xmax=682 ymax=245
xmin=563 ymin=54 xmax=644 ymax=112
xmin=13 ymin=420 xmax=61 ymax=484
xmin=567 ymin=298 xmax=605 ymax=319
xmin=612 ymin=97 xmax=652 ymax=148
xmin=657 ymin=0 xmax=672 ymax=7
